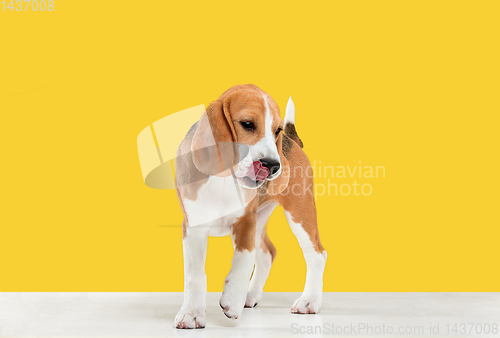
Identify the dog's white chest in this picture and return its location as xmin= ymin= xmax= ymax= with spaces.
xmin=182 ymin=176 xmax=252 ymax=236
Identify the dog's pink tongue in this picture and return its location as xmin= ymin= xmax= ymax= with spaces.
xmin=247 ymin=161 xmax=269 ymax=181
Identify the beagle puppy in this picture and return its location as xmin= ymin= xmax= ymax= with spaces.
xmin=174 ymin=84 xmax=327 ymax=329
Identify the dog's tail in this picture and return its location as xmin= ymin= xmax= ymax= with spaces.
xmin=284 ymin=96 xmax=303 ymax=148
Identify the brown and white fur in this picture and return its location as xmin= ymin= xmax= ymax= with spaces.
xmin=173 ymin=84 xmax=327 ymax=329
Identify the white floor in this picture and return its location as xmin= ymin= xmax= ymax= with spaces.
xmin=0 ymin=292 xmax=498 ymax=337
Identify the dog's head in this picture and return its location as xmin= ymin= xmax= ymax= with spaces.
xmin=191 ymin=84 xmax=289 ymax=191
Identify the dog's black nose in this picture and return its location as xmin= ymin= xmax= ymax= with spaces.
xmin=260 ymin=159 xmax=281 ymax=176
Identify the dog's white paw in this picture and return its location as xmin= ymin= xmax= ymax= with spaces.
xmin=291 ymin=294 xmax=322 ymax=314
xmin=174 ymin=308 xmax=206 ymax=329
xmin=219 ymin=279 xmax=247 ymax=319
xmin=244 ymin=290 xmax=262 ymax=308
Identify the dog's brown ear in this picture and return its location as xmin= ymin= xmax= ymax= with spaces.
xmin=191 ymin=100 xmax=239 ymax=176
xmin=266 ymin=132 xmax=290 ymax=195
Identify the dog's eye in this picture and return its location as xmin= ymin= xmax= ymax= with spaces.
xmin=275 ymin=127 xmax=282 ymax=138
xmin=241 ymin=121 xmax=255 ymax=131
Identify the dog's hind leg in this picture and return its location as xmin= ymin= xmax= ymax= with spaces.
xmin=245 ymin=202 xmax=278 ymax=308
xmin=284 ymin=207 xmax=327 ymax=314
xmin=279 ymin=164 xmax=327 ymax=314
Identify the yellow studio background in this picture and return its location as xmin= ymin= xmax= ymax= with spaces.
xmin=0 ymin=1 xmax=499 ymax=292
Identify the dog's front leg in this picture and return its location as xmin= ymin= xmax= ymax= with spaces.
xmin=174 ymin=224 xmax=208 ymax=329
xmin=219 ymin=212 xmax=256 ymax=319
